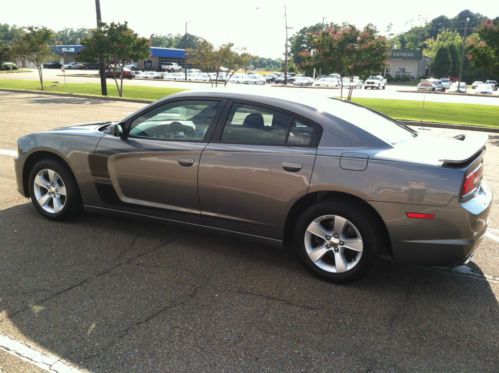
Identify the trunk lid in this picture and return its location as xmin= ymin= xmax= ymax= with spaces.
xmin=373 ymin=132 xmax=488 ymax=166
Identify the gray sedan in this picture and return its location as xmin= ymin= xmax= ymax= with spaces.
xmin=14 ymin=90 xmax=492 ymax=283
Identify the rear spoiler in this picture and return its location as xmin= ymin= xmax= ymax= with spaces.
xmin=440 ymin=133 xmax=488 ymax=165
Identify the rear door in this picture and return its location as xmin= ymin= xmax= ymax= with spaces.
xmin=198 ymin=101 xmax=321 ymax=240
xmin=93 ymin=98 xmax=222 ymax=221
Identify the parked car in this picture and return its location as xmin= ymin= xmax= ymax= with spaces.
xmin=135 ymin=71 xmax=162 ymax=80
xmin=244 ymin=74 xmax=266 ymax=85
xmin=0 ymin=62 xmax=18 ymax=70
xmin=484 ymin=80 xmax=498 ymax=90
xmin=439 ymin=77 xmax=452 ymax=89
xmin=43 ymin=61 xmax=62 ymax=69
xmin=105 ymin=68 xmax=135 ymax=79
xmin=471 ymin=81 xmax=483 ymax=89
xmin=265 ymin=74 xmax=278 ymax=83
xmin=448 ymin=82 xmax=467 ymax=93
xmin=292 ymin=76 xmax=314 ymax=86
xmin=417 ymin=79 xmax=445 ymax=92
xmin=161 ymin=62 xmax=182 ymax=72
xmin=63 ymin=62 xmax=87 ymax=70
xmin=15 ymin=90 xmax=492 ymax=283
xmin=274 ymin=74 xmax=296 ymax=84
xmin=313 ymin=77 xmax=341 ymax=88
xmin=363 ymin=75 xmax=387 ymax=89
xmin=342 ymin=77 xmax=363 ymax=89
xmin=124 ymin=63 xmax=138 ymax=71
xmin=474 ymin=84 xmax=494 ymax=95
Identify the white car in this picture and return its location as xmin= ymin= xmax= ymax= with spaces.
xmin=449 ymin=82 xmax=467 ymax=93
xmin=474 ymin=84 xmax=493 ymax=95
xmin=471 ymin=81 xmax=483 ymax=89
xmin=363 ymin=75 xmax=387 ymax=89
xmin=313 ymin=77 xmax=340 ymax=88
xmin=342 ymin=77 xmax=363 ymax=89
xmin=161 ymin=62 xmax=182 ymax=72
xmin=246 ymin=74 xmax=266 ymax=85
xmin=136 ymin=71 xmax=163 ymax=80
xmin=292 ymin=76 xmax=314 ymax=86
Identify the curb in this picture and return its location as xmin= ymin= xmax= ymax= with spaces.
xmin=1 ymin=88 xmax=498 ymax=133
xmin=0 ymin=88 xmax=151 ymax=104
xmin=397 ymin=89 xmax=499 ymax=99
xmin=402 ymin=120 xmax=499 ymax=133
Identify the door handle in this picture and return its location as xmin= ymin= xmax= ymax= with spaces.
xmin=177 ymin=158 xmax=194 ymax=167
xmin=282 ymin=162 xmax=302 ymax=172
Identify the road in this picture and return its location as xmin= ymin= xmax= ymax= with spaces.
xmin=0 ymin=92 xmax=498 ymax=372
xmin=3 ymin=68 xmax=499 ymax=106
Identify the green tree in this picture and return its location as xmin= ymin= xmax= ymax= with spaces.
xmin=11 ymin=27 xmax=54 ymax=89
xmin=79 ymin=22 xmax=150 ymax=97
xmin=0 ymin=23 xmax=24 ymax=44
xmin=289 ymin=23 xmax=323 ymax=72
xmin=431 ymin=46 xmax=451 ymax=77
xmin=448 ymin=44 xmax=460 ymax=77
xmin=53 ymin=28 xmax=88 ymax=45
xmin=0 ymin=42 xmax=11 ymax=63
xmin=467 ymin=18 xmax=499 ymax=78
xmin=309 ymin=23 xmax=388 ymax=99
xmin=149 ymin=33 xmax=204 ymax=49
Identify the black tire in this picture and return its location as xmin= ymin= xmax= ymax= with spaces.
xmin=28 ymin=158 xmax=82 ymax=221
xmin=293 ymin=198 xmax=380 ymax=283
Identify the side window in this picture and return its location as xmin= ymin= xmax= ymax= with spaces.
xmin=129 ymin=100 xmax=220 ymax=141
xmin=221 ymin=103 xmax=292 ymax=145
xmin=287 ymin=119 xmax=317 ymax=146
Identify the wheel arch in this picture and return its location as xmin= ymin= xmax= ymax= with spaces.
xmin=22 ymin=150 xmax=80 ymax=200
xmin=283 ymin=191 xmax=393 ymax=258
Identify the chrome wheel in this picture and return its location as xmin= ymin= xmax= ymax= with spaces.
xmin=304 ymin=214 xmax=363 ymax=273
xmin=33 ymin=169 xmax=67 ymax=214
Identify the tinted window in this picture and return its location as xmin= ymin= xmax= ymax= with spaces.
xmin=129 ymin=100 xmax=220 ymax=141
xmin=288 ymin=119 xmax=316 ymax=146
xmin=221 ymin=103 xmax=293 ymax=145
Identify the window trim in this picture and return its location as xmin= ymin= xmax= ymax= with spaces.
xmin=212 ymin=99 xmax=323 ymax=148
xmin=123 ymin=97 xmax=226 ymax=143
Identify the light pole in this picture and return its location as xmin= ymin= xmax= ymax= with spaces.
xmin=184 ymin=21 xmax=190 ymax=81
xmin=284 ymin=6 xmax=292 ymax=85
xmin=457 ymin=17 xmax=470 ymax=92
xmin=95 ymin=0 xmax=107 ymax=96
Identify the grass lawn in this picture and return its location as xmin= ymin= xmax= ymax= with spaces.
xmin=0 ymin=79 xmax=185 ymax=100
xmin=353 ymin=97 xmax=499 ymax=128
xmin=0 ymin=79 xmax=497 ymax=127
xmin=0 ymin=69 xmax=33 ymax=74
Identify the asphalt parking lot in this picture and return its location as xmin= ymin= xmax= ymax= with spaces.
xmin=0 ymin=91 xmax=498 ymax=372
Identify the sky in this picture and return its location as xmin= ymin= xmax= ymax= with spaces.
xmin=1 ymin=0 xmax=498 ymax=58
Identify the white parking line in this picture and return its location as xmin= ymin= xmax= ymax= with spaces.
xmin=0 ymin=334 xmax=84 ymax=372
xmin=0 ymin=148 xmax=17 ymax=157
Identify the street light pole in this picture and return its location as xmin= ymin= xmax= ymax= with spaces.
xmin=95 ymin=0 xmax=107 ymax=96
xmin=457 ymin=17 xmax=470 ymax=93
xmin=284 ymin=6 xmax=291 ymax=85
xmin=184 ymin=21 xmax=189 ymax=81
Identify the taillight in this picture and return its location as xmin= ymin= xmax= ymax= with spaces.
xmin=461 ymin=163 xmax=483 ymax=198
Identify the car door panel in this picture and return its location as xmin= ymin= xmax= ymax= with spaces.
xmin=198 ymin=144 xmax=316 ymax=239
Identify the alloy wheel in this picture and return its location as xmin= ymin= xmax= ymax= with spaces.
xmin=32 ymin=168 xmax=67 ymax=214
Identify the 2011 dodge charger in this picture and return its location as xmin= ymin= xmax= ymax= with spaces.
xmin=14 ymin=90 xmax=492 ymax=283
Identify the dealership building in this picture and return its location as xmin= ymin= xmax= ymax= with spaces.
xmin=385 ymin=49 xmax=431 ymax=79
xmin=52 ymin=45 xmax=186 ymax=70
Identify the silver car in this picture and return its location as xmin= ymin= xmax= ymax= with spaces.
xmin=14 ymin=90 xmax=492 ymax=283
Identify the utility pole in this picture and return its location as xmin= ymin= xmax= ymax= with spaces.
xmin=184 ymin=21 xmax=189 ymax=81
xmin=284 ymin=5 xmax=291 ymax=85
xmin=95 ymin=0 xmax=107 ymax=96
xmin=457 ymin=17 xmax=469 ymax=93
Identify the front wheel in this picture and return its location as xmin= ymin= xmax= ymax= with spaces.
xmin=28 ymin=159 xmax=82 ymax=221
xmin=293 ymin=199 xmax=380 ymax=283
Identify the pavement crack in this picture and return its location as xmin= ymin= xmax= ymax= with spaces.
xmin=80 ymin=284 xmax=200 ymax=362
xmin=4 ymin=236 xmax=180 ymax=322
xmin=117 ymin=231 xmax=141 ymax=259
xmin=234 ymin=289 xmax=318 ymax=311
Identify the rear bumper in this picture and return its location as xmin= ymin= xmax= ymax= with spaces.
xmin=371 ymin=183 xmax=493 ymax=266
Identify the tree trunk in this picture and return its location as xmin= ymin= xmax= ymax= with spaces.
xmin=347 ymin=76 xmax=354 ymax=101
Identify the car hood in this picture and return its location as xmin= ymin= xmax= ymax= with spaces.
xmin=49 ymin=121 xmax=112 ymax=134
xmin=373 ymin=132 xmax=488 ymax=166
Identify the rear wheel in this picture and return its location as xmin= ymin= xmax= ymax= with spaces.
xmin=28 ymin=159 xmax=82 ymax=221
xmin=294 ymin=199 xmax=380 ymax=283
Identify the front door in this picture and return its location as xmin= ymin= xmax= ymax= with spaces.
xmin=94 ymin=99 xmax=222 ymax=220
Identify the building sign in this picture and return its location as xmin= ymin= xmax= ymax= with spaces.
xmin=61 ymin=47 xmax=75 ymax=53
xmin=390 ymin=49 xmax=421 ymax=60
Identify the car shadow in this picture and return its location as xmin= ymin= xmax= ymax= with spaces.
xmin=27 ymin=95 xmax=116 ymax=106
xmin=0 ymin=203 xmax=497 ymax=371
xmin=488 ymin=135 xmax=499 ymax=147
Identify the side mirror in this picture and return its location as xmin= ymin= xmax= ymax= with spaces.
xmin=110 ymin=123 xmax=125 ymax=138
